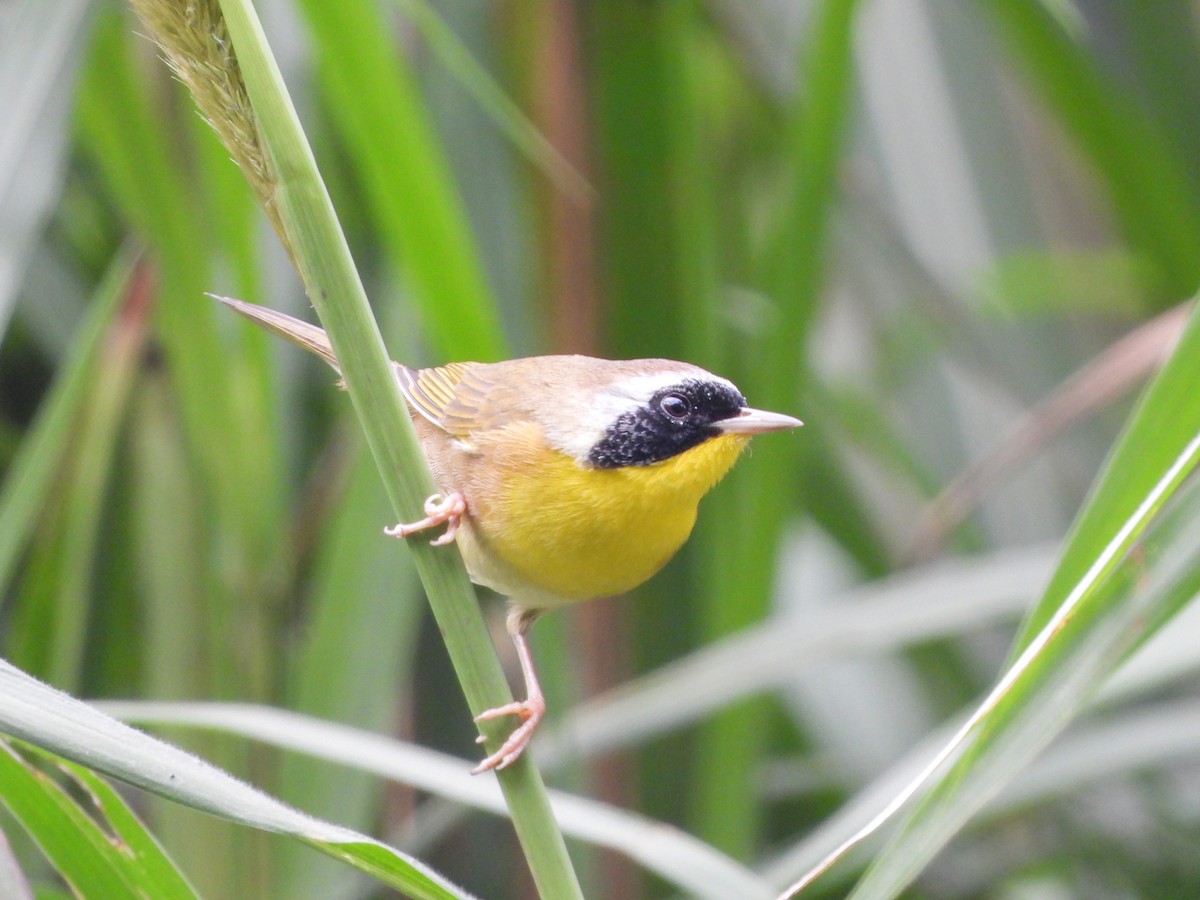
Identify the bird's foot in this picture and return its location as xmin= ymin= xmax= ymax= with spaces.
xmin=383 ymin=492 xmax=466 ymax=546
xmin=471 ymin=694 xmax=546 ymax=774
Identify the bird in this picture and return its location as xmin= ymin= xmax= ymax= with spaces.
xmin=216 ymin=296 xmax=802 ymax=773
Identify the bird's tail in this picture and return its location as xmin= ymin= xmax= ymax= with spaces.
xmin=212 ymin=294 xmax=342 ymax=374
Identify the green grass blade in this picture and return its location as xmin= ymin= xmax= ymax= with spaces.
xmin=844 ymin=457 xmax=1200 ymax=898
xmin=553 ymin=545 xmax=1051 ymax=758
xmin=274 ymin=444 xmax=422 ymax=897
xmin=0 ymin=739 xmax=195 ymax=899
xmin=294 ymin=0 xmax=506 ymax=362
xmin=581 ymin=6 xmax=725 ymax=864
xmin=0 ymin=250 xmax=131 ymax=598
xmin=0 ymin=659 xmax=471 ymax=900
xmin=76 ymin=11 xmax=242 ymax=528
xmin=97 ymin=701 xmax=776 ymax=900
xmin=77 ymin=11 xmax=287 ymax=717
xmin=34 ymin=750 xmax=199 ymax=898
xmin=1015 ymin=300 xmax=1200 ymax=647
xmin=388 ymin=0 xmax=588 ymax=202
xmin=780 ymin=300 xmax=1200 ymax=894
xmin=3 ymin=261 xmax=149 ymax=690
xmin=693 ymin=0 xmax=862 ymax=855
xmin=42 ymin=278 xmax=148 ymax=689
xmin=131 ymin=0 xmax=580 ymax=893
xmin=129 ymin=375 xmax=211 ymax=701
xmin=126 ymin=371 xmax=248 ymax=894
xmin=981 ymin=0 xmax=1200 ymax=297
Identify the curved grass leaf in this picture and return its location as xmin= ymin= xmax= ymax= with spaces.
xmin=95 ymin=701 xmax=775 ymax=900
xmin=778 ymin=301 xmax=1200 ymax=896
xmin=550 ymin=544 xmax=1052 ymax=760
xmin=844 ymin=463 xmax=1200 ymax=898
xmin=1014 ymin=298 xmax=1200 ymax=647
xmin=0 ymin=739 xmax=196 ymax=899
xmin=0 ymin=659 xmax=471 ymax=900
xmin=31 ymin=745 xmax=197 ymax=898
xmin=273 ymin=444 xmax=423 ymax=898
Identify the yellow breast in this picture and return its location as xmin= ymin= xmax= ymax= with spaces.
xmin=470 ymin=431 xmax=750 ymax=605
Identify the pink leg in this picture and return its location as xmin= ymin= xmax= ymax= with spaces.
xmin=383 ymin=492 xmax=466 ymax=546
xmin=471 ymin=627 xmax=546 ymax=774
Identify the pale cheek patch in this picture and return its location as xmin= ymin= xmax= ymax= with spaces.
xmin=542 ymin=425 xmax=607 ymax=464
xmin=537 ymin=390 xmax=650 ymax=462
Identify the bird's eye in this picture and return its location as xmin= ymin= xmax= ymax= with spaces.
xmin=660 ymin=393 xmax=691 ymax=419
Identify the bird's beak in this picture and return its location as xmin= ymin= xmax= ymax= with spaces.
xmin=716 ymin=407 xmax=804 ymax=435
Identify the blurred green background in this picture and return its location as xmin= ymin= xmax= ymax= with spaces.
xmin=5 ymin=0 xmax=1200 ymax=897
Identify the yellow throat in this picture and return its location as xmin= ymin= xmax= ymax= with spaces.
xmin=483 ymin=432 xmax=750 ymax=604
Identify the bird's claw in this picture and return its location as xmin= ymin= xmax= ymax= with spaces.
xmin=384 ymin=492 xmax=466 ymax=546
xmin=470 ymin=696 xmax=546 ymax=774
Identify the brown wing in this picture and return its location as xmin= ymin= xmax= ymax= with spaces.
xmin=395 ymin=360 xmax=533 ymax=436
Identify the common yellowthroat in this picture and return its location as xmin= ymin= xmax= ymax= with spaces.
xmin=217 ymin=296 xmax=802 ymax=773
